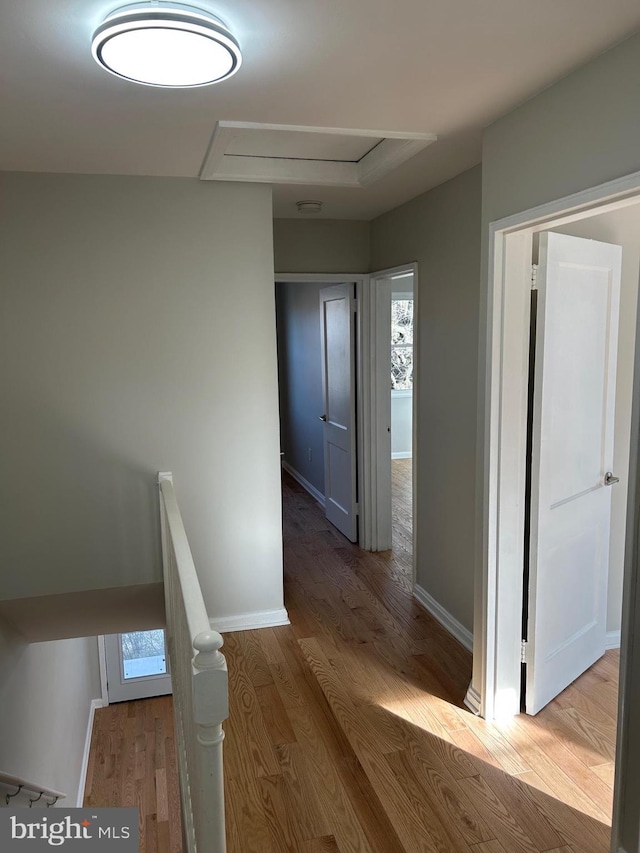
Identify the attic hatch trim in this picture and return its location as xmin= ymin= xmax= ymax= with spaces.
xmin=199 ymin=121 xmax=437 ymax=187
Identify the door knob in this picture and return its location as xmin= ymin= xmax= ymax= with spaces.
xmin=319 ymin=414 xmax=327 ymax=422
xmin=604 ymin=472 xmax=620 ymax=486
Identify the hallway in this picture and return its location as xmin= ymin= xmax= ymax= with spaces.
xmin=222 ymin=473 xmax=616 ymax=852
xmin=86 ymin=472 xmax=618 ymax=852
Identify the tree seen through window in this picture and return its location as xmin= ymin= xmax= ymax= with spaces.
xmin=391 ymin=299 xmax=413 ymax=389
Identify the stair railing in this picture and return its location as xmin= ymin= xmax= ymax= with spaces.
xmin=0 ymin=771 xmax=65 ymax=807
xmin=158 ymin=473 xmax=228 ymax=853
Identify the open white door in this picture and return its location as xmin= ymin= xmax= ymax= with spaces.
xmin=526 ymin=231 xmax=622 ymax=715
xmin=319 ymin=283 xmax=357 ymax=542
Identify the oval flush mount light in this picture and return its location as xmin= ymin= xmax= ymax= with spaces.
xmin=92 ymin=2 xmax=242 ymax=88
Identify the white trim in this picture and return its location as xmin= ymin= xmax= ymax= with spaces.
xmin=281 ymin=460 xmax=326 ymax=507
xmin=77 ymin=698 xmax=103 ymax=807
xmin=392 ymin=451 xmax=412 ymax=460
xmin=275 ymin=273 xmax=368 ymax=284
xmin=607 ymin=630 xmax=622 ymax=650
xmin=413 ymin=583 xmax=473 ymax=652
xmin=97 ymin=635 xmax=109 ymax=707
xmin=492 ymin=168 xmax=640 ymax=235
xmin=369 ymin=263 xmax=418 ymax=280
xmin=464 ymin=684 xmax=482 ymax=716
xmin=200 ymin=121 xmax=436 ymax=186
xmin=209 ymin=608 xmax=290 ymax=634
xmin=370 ymin=274 xmax=393 ymax=549
xmin=391 ymin=389 xmax=413 ymax=399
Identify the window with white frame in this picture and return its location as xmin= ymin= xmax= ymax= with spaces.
xmin=391 ymin=295 xmax=413 ymax=390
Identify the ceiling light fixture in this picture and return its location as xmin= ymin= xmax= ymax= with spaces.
xmin=92 ymin=2 xmax=242 ymax=88
xmin=296 ymin=200 xmax=323 ymax=215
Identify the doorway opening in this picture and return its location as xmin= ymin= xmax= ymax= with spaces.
xmin=102 ymin=628 xmax=172 ymax=703
xmin=274 ymin=266 xmax=417 ymax=565
xmin=367 ymin=265 xmax=417 ymax=584
xmin=475 ymin=172 xmax=640 ymax=844
xmin=274 ymin=274 xmax=368 ymax=545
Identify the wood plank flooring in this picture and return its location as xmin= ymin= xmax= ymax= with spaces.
xmin=391 ymin=457 xmax=412 ymax=560
xmin=84 ymin=695 xmax=182 ymax=853
xmin=85 ymin=469 xmax=619 ymax=853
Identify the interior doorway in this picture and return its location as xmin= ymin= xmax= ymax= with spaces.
xmin=367 ymin=264 xmax=417 ymax=585
xmin=475 ymin=173 xmax=640 ymax=846
xmin=274 ymin=268 xmax=417 ymax=560
xmin=103 ymin=629 xmax=172 ymax=703
xmin=274 ymin=274 xmax=368 ymax=545
xmin=390 ymin=280 xmax=414 ymax=563
xmin=476 ymin=198 xmax=640 ymax=721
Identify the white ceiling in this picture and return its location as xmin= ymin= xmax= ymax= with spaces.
xmin=2 ymin=1 xmax=640 ymax=220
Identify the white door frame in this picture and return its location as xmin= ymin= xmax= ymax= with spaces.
xmin=368 ymin=264 xmax=418 ymax=577
xmin=473 ymin=168 xmax=640 ymax=853
xmin=275 ymin=273 xmax=370 ymax=546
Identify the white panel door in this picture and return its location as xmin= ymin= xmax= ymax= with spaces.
xmin=105 ymin=629 xmax=172 ymax=703
xmin=320 ymin=283 xmax=357 ymax=542
xmin=526 ymin=232 xmax=622 ymax=715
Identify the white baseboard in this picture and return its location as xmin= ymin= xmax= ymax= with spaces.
xmin=210 ymin=608 xmax=290 ymax=634
xmin=464 ymin=684 xmax=482 ymax=716
xmin=413 ymin=583 xmax=473 ymax=652
xmin=391 ymin=451 xmax=412 ymax=459
xmin=97 ymin=636 xmax=109 ymax=707
xmin=281 ymin=460 xmax=326 ymax=507
xmin=607 ymin=630 xmax=621 ymax=650
xmin=77 ymin=698 xmax=104 ymax=807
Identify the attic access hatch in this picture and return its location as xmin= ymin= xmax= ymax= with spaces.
xmin=199 ymin=121 xmax=437 ymax=186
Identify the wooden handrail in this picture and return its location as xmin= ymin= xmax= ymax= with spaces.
xmin=0 ymin=771 xmax=65 ymax=806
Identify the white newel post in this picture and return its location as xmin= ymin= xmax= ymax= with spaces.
xmin=193 ymin=631 xmax=228 ymax=853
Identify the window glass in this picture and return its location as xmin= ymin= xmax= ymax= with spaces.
xmin=121 ymin=629 xmax=167 ymax=679
xmin=391 ymin=299 xmax=414 ymax=389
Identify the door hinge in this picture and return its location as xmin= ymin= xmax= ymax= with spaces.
xmin=531 ymin=264 xmax=538 ymax=291
xmin=521 ymin=639 xmax=529 ymax=664
xmin=354 ymin=502 xmax=360 ymax=516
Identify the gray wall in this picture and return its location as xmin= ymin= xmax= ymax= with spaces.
xmin=274 ymin=219 xmax=370 ymax=273
xmin=0 ymin=173 xmax=284 ymax=626
xmin=482 ymin=33 xmax=640 ymax=226
xmin=275 ymin=282 xmax=325 ymax=494
xmin=543 ymin=208 xmax=640 ymax=636
xmin=371 ymin=165 xmax=482 ymax=632
xmin=479 ymin=32 xmax=640 ymax=853
xmin=0 ymin=617 xmax=101 ymax=806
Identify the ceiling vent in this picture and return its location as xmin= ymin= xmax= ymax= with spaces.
xmin=296 ymin=200 xmax=323 ymax=215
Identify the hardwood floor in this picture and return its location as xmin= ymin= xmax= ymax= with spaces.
xmin=86 ymin=471 xmax=619 ymax=853
xmin=391 ymin=458 xmax=412 ymax=560
xmin=85 ymin=695 xmax=183 ymax=853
